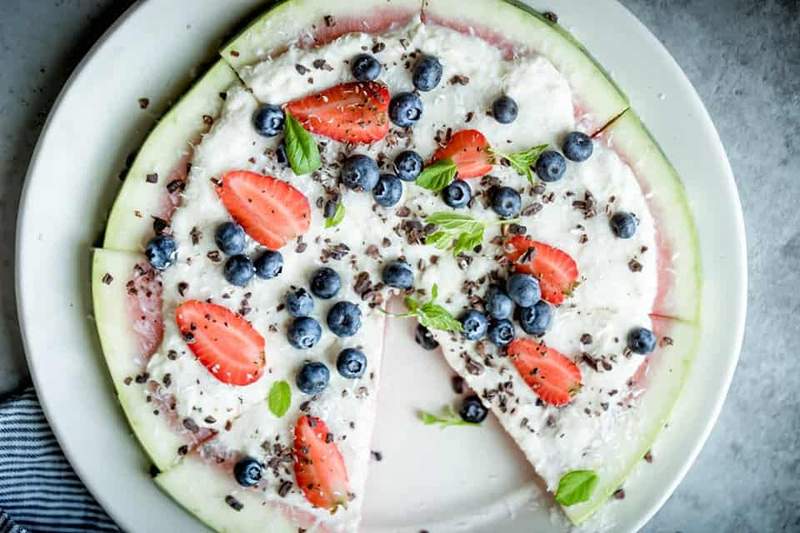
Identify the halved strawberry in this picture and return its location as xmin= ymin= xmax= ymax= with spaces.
xmin=175 ymin=300 xmax=265 ymax=386
xmin=507 ymin=338 xmax=582 ymax=406
xmin=216 ymin=170 xmax=310 ymax=250
xmin=293 ymin=415 xmax=350 ymax=511
xmin=431 ymin=129 xmax=493 ymax=179
xmin=284 ymin=81 xmax=390 ymax=143
xmin=504 ymin=235 xmax=579 ymax=305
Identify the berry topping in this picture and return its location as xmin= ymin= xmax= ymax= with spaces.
xmin=487 ymin=318 xmax=515 ymax=346
xmin=459 ymin=309 xmax=488 ymax=341
xmin=485 ymin=285 xmax=514 ymax=320
xmin=145 ymin=235 xmax=177 ymax=271
xmin=432 ymin=129 xmax=493 ymax=179
xmin=233 ymin=457 xmax=264 ymax=487
xmin=394 ymin=150 xmax=424 ymax=181
xmin=534 ymin=150 xmax=567 ymax=182
xmin=351 ymin=53 xmax=382 ymax=81
xmin=562 ymin=131 xmax=593 ymax=162
xmin=336 ymin=348 xmax=367 ymax=379
xmin=288 ymin=317 xmax=323 ymax=350
xmin=223 ymin=255 xmax=255 ymax=287
xmin=284 ymin=81 xmax=390 ymax=143
xmin=215 ymin=222 xmax=246 ymax=256
xmin=373 ymin=173 xmax=403 ymax=207
xmin=310 ymin=267 xmax=341 ymax=299
xmin=293 ymin=415 xmax=350 ymax=511
xmin=517 ymin=300 xmax=553 ymax=337
xmin=505 ymin=236 xmax=579 ymax=305
xmin=507 ymin=273 xmax=541 ymax=308
xmin=507 ymin=338 xmax=582 ymax=406
xmin=460 ymin=395 xmax=488 ymax=423
xmin=381 ymin=259 xmax=414 ymax=290
xmin=491 ymin=186 xmax=522 ymax=218
xmin=412 ymin=55 xmax=443 ymax=91
xmin=610 ymin=212 xmax=639 ymax=239
xmin=285 ymin=288 xmax=314 ymax=318
xmin=217 ymin=170 xmax=310 ymax=251
xmin=492 ymin=95 xmax=518 ymax=124
xmin=175 ymin=300 xmax=265 ymax=386
xmin=254 ymin=250 xmax=283 ymax=279
xmin=389 ymin=92 xmax=423 ymax=127
xmin=252 ymin=104 xmax=285 ymax=137
xmin=627 ymin=327 xmax=656 ymax=354
xmin=414 ymin=324 xmax=439 ymax=350
xmin=327 ymin=301 xmax=362 ymax=337
xmin=296 ymin=361 xmax=330 ymax=394
xmin=441 ymin=179 xmax=472 ymax=208
xmin=341 ymin=154 xmax=380 ymax=192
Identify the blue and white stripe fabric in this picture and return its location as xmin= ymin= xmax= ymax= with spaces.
xmin=0 ymin=387 xmax=118 ymax=532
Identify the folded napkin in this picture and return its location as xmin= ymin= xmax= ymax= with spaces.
xmin=0 ymin=387 xmax=118 ymax=532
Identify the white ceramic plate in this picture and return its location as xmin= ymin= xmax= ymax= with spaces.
xmin=16 ymin=1 xmax=746 ymax=531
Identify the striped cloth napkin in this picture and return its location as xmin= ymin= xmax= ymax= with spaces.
xmin=0 ymin=387 xmax=118 ymax=532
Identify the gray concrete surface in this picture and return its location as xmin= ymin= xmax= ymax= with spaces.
xmin=0 ymin=0 xmax=797 ymax=531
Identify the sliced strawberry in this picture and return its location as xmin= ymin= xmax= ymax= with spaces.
xmin=507 ymin=338 xmax=582 ymax=406
xmin=175 ymin=300 xmax=265 ymax=386
xmin=431 ymin=129 xmax=493 ymax=179
xmin=284 ymin=81 xmax=390 ymax=143
xmin=504 ymin=235 xmax=579 ymax=305
xmin=293 ymin=415 xmax=350 ymax=511
xmin=216 ymin=170 xmax=310 ymax=250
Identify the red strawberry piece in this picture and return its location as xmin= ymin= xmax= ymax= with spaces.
xmin=507 ymin=338 xmax=582 ymax=406
xmin=175 ymin=300 xmax=265 ymax=386
xmin=504 ymin=235 xmax=579 ymax=305
xmin=431 ymin=129 xmax=493 ymax=179
xmin=293 ymin=415 xmax=351 ymax=511
xmin=284 ymin=81 xmax=390 ymax=143
xmin=216 ymin=170 xmax=310 ymax=251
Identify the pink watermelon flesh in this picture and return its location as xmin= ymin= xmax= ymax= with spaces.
xmin=300 ymin=7 xmax=419 ymax=48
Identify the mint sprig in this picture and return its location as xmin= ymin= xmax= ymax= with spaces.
xmin=382 ymin=284 xmax=462 ymax=332
xmin=284 ymin=113 xmax=321 ymax=175
xmin=324 ymin=202 xmax=345 ymax=228
xmin=425 ymin=212 xmax=512 ymax=256
xmin=419 ymin=405 xmax=478 ymax=428
xmin=415 ymin=159 xmax=457 ymax=192
xmin=491 ymin=144 xmax=549 ymax=183
xmin=267 ymin=380 xmax=291 ymax=418
xmin=554 ymin=470 xmax=598 ymax=506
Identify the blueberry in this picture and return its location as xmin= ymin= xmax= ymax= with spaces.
xmin=389 ymin=92 xmax=423 ymax=127
xmin=233 ymin=457 xmax=263 ymax=487
xmin=373 ymin=174 xmax=403 ymax=207
xmin=562 ymin=131 xmax=594 ymax=162
xmin=487 ymin=319 xmax=515 ymax=346
xmin=252 ymin=104 xmax=285 ymax=137
xmin=336 ymin=348 xmax=367 ymax=379
xmin=517 ymin=300 xmax=553 ymax=336
xmin=381 ymin=260 xmax=414 ymax=290
xmin=285 ymin=288 xmax=314 ymax=317
xmin=394 ymin=150 xmax=424 ymax=181
xmin=610 ymin=212 xmax=638 ymax=239
xmin=491 ymin=186 xmax=522 ymax=218
xmin=414 ymin=324 xmax=439 ymax=350
xmin=412 ymin=55 xmax=443 ymax=91
xmin=627 ymin=327 xmax=656 ymax=354
xmin=288 ymin=317 xmax=322 ymax=349
xmin=459 ymin=309 xmax=488 ymax=341
xmin=296 ymin=361 xmax=330 ymax=394
xmin=145 ymin=235 xmax=177 ymax=270
xmin=327 ymin=301 xmax=362 ymax=337
xmin=492 ymin=95 xmax=518 ymax=124
xmin=351 ymin=53 xmax=382 ymax=81
xmin=459 ymin=395 xmax=488 ymax=423
xmin=215 ymin=222 xmax=246 ymax=256
xmin=485 ymin=285 xmax=514 ymax=320
xmin=341 ymin=154 xmax=380 ymax=192
xmin=310 ymin=267 xmax=341 ymax=299
xmin=507 ymin=273 xmax=541 ymax=307
xmin=254 ymin=250 xmax=283 ymax=279
xmin=224 ymin=255 xmax=255 ymax=287
xmin=442 ymin=179 xmax=472 ymax=208
xmin=534 ymin=150 xmax=566 ymax=182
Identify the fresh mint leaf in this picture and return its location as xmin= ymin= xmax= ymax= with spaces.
xmin=491 ymin=144 xmax=549 ymax=183
xmin=418 ymin=405 xmax=478 ymax=428
xmin=401 ymin=284 xmax=462 ymax=333
xmin=284 ymin=113 xmax=321 ymax=175
xmin=554 ymin=470 xmax=598 ymax=506
xmin=324 ymin=202 xmax=345 ymax=228
xmin=416 ymin=159 xmax=457 ymax=192
xmin=267 ymin=380 xmax=291 ymax=418
xmin=424 ymin=212 xmax=487 ymax=256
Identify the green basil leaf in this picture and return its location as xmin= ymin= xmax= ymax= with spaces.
xmin=284 ymin=113 xmax=321 ymax=175
xmin=419 ymin=303 xmax=463 ymax=332
xmin=492 ymin=144 xmax=549 ymax=183
xmin=416 ymin=159 xmax=457 ymax=192
xmin=555 ymin=470 xmax=598 ymax=506
xmin=324 ymin=202 xmax=345 ymax=228
xmin=418 ymin=407 xmax=478 ymax=428
xmin=267 ymin=380 xmax=292 ymax=418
